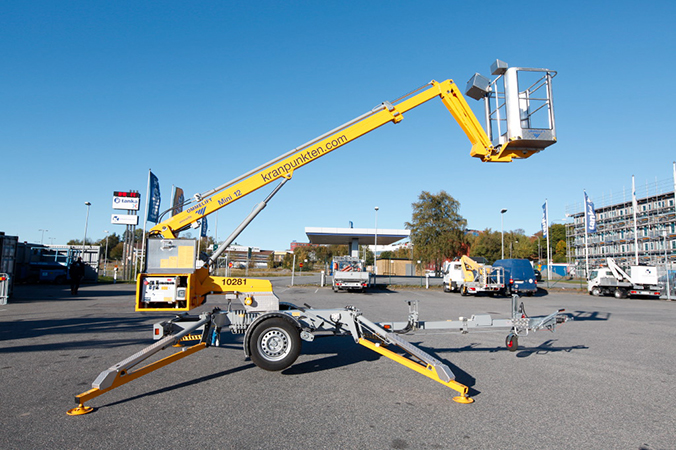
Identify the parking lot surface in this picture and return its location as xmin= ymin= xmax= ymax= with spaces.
xmin=1 ymin=282 xmax=674 ymax=449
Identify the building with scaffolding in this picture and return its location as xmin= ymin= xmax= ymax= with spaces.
xmin=566 ymin=166 xmax=676 ymax=278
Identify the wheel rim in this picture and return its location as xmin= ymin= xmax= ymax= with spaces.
xmin=257 ymin=327 xmax=291 ymax=361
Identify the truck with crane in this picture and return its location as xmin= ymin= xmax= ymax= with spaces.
xmin=456 ymin=255 xmax=505 ymax=296
xmin=69 ymin=61 xmax=567 ymax=415
xmin=588 ymin=257 xmax=662 ymax=298
xmin=331 ymin=256 xmax=372 ymax=292
xmin=441 ymin=256 xmax=505 ymax=295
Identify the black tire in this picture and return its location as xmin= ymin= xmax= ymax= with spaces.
xmin=249 ymin=317 xmax=301 ymax=371
xmin=461 ymin=286 xmax=468 ymax=296
xmin=443 ymin=283 xmax=450 ymax=293
xmin=506 ymin=333 xmax=518 ymax=352
xmin=614 ymin=288 xmax=627 ymax=299
xmin=591 ymin=287 xmax=601 ymax=296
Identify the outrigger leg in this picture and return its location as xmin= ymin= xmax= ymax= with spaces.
xmin=67 ymin=313 xmax=213 ymax=415
xmin=355 ymin=316 xmax=473 ymax=404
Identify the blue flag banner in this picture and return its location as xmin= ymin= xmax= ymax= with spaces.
xmin=200 ymin=216 xmax=208 ymax=238
xmin=541 ymin=202 xmax=548 ymax=237
xmin=148 ymin=172 xmax=161 ymax=223
xmin=171 ymin=186 xmax=184 ymax=217
xmin=585 ymin=192 xmax=596 ymax=233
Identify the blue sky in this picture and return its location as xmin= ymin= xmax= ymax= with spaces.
xmin=2 ymin=1 xmax=675 ymax=250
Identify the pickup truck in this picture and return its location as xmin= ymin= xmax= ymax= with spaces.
xmin=331 ymin=256 xmax=371 ymax=292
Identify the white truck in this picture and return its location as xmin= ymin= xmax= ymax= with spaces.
xmin=442 ymin=260 xmax=464 ymax=292
xmin=331 ymin=256 xmax=372 ymax=292
xmin=588 ymin=257 xmax=662 ymax=298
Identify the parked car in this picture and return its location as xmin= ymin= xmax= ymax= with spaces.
xmin=493 ymin=259 xmax=537 ymax=296
xmin=534 ymin=269 xmax=542 ymax=282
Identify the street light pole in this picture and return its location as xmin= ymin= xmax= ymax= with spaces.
xmin=39 ymin=229 xmax=48 ymax=245
xmin=501 ymin=209 xmax=507 ymax=260
xmin=82 ymin=202 xmax=91 ymax=260
xmin=374 ymin=206 xmax=379 ymax=277
xmin=104 ymin=230 xmax=110 ymax=276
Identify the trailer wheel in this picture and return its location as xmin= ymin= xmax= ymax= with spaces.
xmin=506 ymin=333 xmax=518 ymax=352
xmin=614 ymin=288 xmax=627 ymax=299
xmin=249 ymin=318 xmax=301 ymax=371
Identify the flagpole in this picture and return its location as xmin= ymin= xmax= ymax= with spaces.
xmin=673 ymin=161 xmax=676 ymax=228
xmin=632 ymin=175 xmax=639 ymax=265
xmin=673 ymin=162 xmax=676 ymax=211
xmin=584 ymin=190 xmax=589 ymax=279
xmin=140 ymin=169 xmax=152 ymax=275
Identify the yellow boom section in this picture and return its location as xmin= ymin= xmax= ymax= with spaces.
xmin=151 ymin=80 xmax=504 ymax=239
xmin=460 ymin=255 xmax=483 ymax=282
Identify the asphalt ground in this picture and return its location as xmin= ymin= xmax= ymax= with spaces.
xmin=0 ymin=282 xmax=674 ymax=449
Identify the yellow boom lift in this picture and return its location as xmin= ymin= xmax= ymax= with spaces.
xmin=69 ymin=61 xmax=568 ymax=415
xmin=458 ymin=255 xmax=505 ymax=296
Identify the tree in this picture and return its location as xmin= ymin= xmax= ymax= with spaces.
xmin=405 ymin=191 xmax=467 ymax=274
xmin=469 ymin=228 xmax=535 ymax=263
xmin=313 ymin=245 xmax=348 ymax=266
xmin=67 ymin=238 xmax=94 ymax=245
xmin=96 ymin=233 xmax=121 ymax=260
xmin=554 ymin=240 xmax=567 ymax=263
xmin=110 ymin=242 xmax=124 ymax=260
xmin=470 ymin=229 xmax=502 ymax=263
xmin=549 ymin=223 xmax=566 ymax=244
xmin=535 ymin=223 xmax=567 ymax=262
xmin=282 ymin=247 xmax=314 ymax=270
xmin=361 ymin=246 xmax=375 ymax=266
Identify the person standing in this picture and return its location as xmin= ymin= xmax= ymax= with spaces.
xmin=69 ymin=257 xmax=85 ymax=295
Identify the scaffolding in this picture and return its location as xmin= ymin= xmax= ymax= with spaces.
xmin=565 ymin=175 xmax=676 ymax=282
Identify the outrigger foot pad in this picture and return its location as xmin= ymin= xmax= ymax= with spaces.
xmin=67 ymin=405 xmax=94 ymax=416
xmin=453 ymin=396 xmax=474 ymax=404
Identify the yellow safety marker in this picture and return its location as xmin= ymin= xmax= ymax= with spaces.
xmin=358 ymin=338 xmax=474 ymax=404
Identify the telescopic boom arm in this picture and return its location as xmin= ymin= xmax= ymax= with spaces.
xmin=151 ymin=79 xmax=525 ymax=239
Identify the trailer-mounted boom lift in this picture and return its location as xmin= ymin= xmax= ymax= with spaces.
xmin=69 ymin=61 xmax=564 ymax=415
xmin=70 ymin=295 xmax=568 ymax=414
